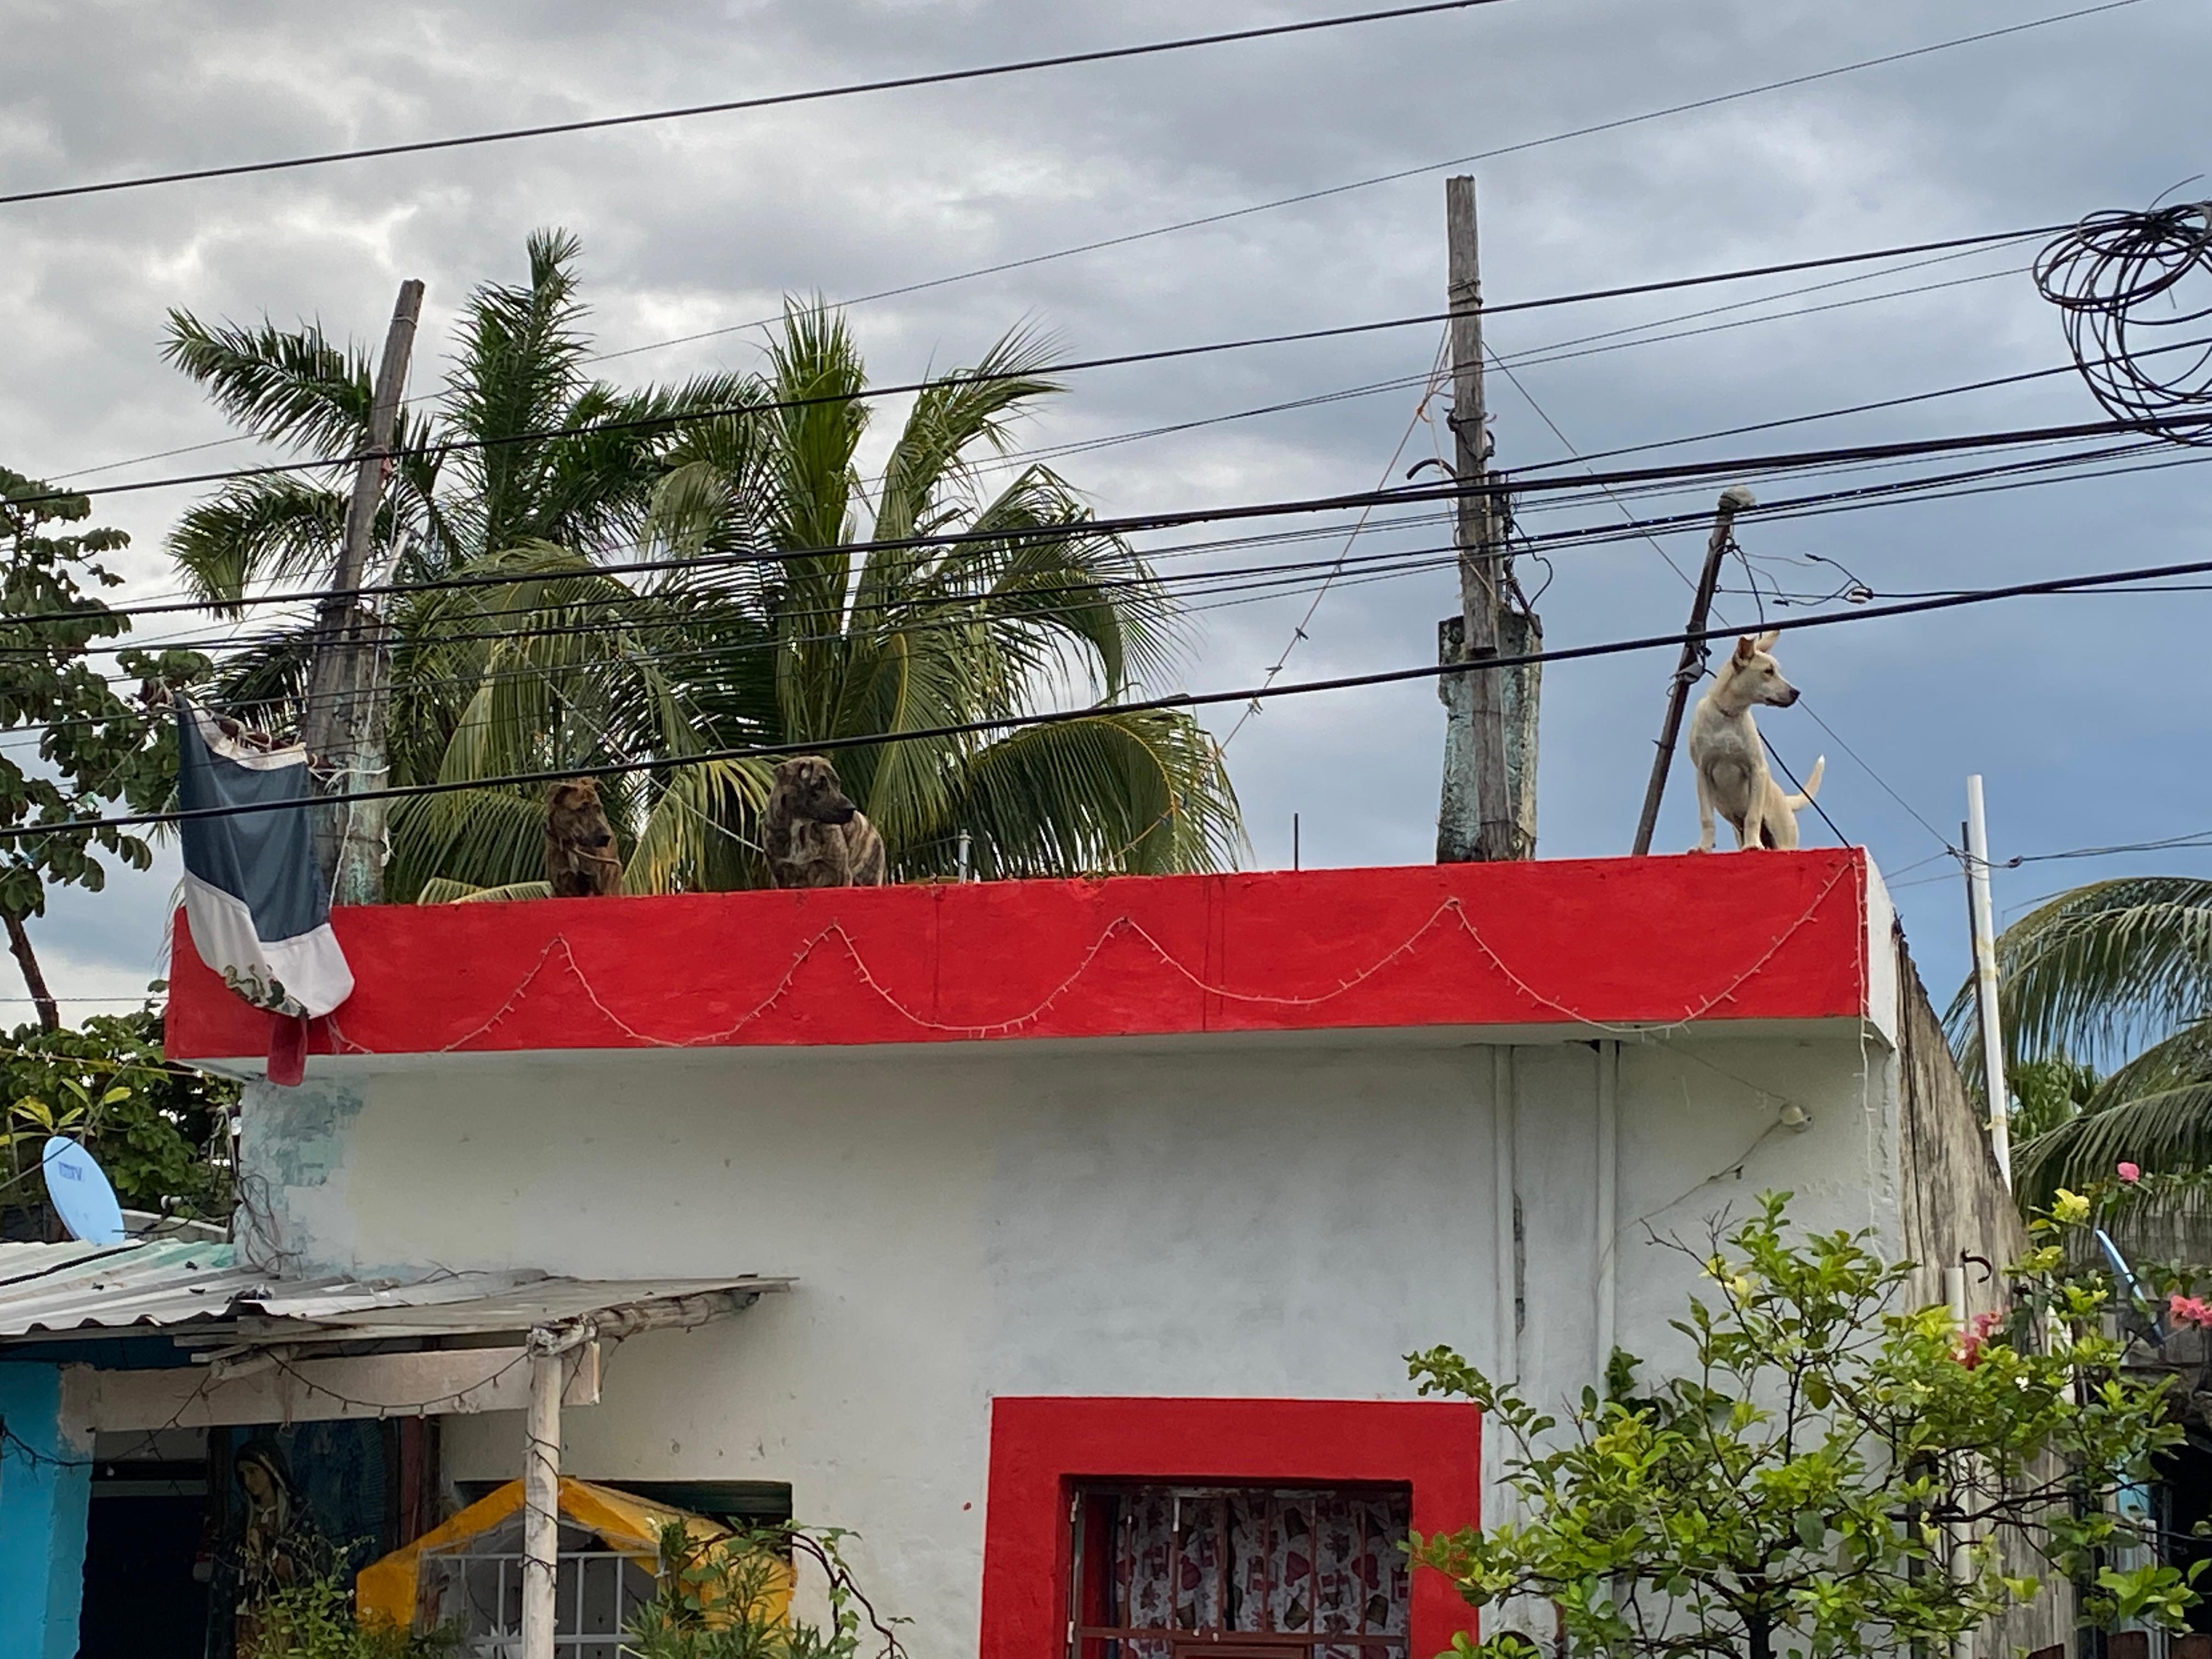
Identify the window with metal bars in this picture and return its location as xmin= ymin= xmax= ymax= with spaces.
xmin=1069 ymin=1482 xmax=1412 ymax=1659
xmin=416 ymin=1531 xmax=656 ymax=1658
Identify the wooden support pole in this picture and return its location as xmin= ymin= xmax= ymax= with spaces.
xmin=1439 ymin=176 xmax=1515 ymax=864
xmin=522 ymin=1333 xmax=564 ymax=1659
xmin=302 ymin=278 xmax=423 ymax=898
xmin=1630 ymin=486 xmax=1753 ymax=855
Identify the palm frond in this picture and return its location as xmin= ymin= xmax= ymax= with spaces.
xmin=165 ymin=478 xmax=348 ymax=612
xmin=907 ymin=710 xmax=1243 ymax=879
xmin=1948 ymin=877 xmax=2212 ymax=1094
xmin=419 ymin=878 xmax=555 ymax=904
xmin=2015 ymin=1080 xmax=2212 ymax=1204
xmin=385 ymin=787 xmax=549 ymax=903
xmin=871 ymin=322 xmax=1064 ymax=545
xmin=623 ymin=759 xmax=776 ymax=895
xmin=160 ymin=311 xmax=373 ymax=454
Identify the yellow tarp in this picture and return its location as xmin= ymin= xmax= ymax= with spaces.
xmin=357 ymin=1476 xmax=786 ymax=1632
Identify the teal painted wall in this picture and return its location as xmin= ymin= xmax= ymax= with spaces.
xmin=0 ymin=1362 xmax=91 ymax=1659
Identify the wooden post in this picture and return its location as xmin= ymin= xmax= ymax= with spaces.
xmin=1630 ymin=486 xmax=1754 ymax=855
xmin=521 ymin=1333 xmax=563 ymax=1659
xmin=302 ymin=278 xmax=424 ymax=898
xmin=1437 ymin=176 xmax=1514 ymax=864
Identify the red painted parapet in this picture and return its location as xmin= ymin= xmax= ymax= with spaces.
xmin=166 ymin=850 xmax=1874 ymax=1062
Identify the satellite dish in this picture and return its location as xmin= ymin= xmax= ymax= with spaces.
xmin=42 ymin=1137 xmax=126 ymax=1245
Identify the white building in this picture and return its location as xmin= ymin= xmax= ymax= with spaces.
xmin=6 ymin=849 xmax=2028 ymax=1659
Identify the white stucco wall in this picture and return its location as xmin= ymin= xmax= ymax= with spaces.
xmin=239 ymin=1024 xmax=1899 ymax=1657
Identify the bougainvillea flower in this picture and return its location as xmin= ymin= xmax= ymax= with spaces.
xmin=1957 ymin=1310 xmax=2005 ymax=1368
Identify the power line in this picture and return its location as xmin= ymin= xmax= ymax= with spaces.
xmin=975 ymin=243 xmax=2042 ymax=481
xmin=9 ymin=229 xmax=2101 ymax=519
xmin=13 ymin=541 xmax=2212 ymax=844
xmin=4 ymin=422 xmax=2197 ymax=726
xmin=25 ymin=228 xmax=2040 ymax=586
xmin=11 ymin=408 xmax=2210 ymax=640
xmin=586 ymin=0 xmax=2142 ymax=363
xmin=0 ymin=2 xmax=1508 ymax=210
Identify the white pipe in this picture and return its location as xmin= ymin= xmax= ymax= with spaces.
xmin=522 ymin=1335 xmax=563 ymax=1659
xmin=1595 ymin=1041 xmax=1619 ymax=1378
xmin=1946 ymin=1264 xmax=1973 ymax=1659
xmin=1965 ymin=777 xmax=2013 ymax=1188
xmin=1492 ymin=1046 xmax=1520 ymax=1386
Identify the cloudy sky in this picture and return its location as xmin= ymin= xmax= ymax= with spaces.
xmin=0 ymin=0 xmax=2205 ymax=1026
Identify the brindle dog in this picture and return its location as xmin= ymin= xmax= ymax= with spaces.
xmin=545 ymin=778 xmax=624 ymax=897
xmin=763 ymin=756 xmax=887 ymax=888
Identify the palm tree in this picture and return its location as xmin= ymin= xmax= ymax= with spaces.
xmin=1946 ymin=876 xmax=2212 ymax=1204
xmin=163 ymin=230 xmax=1242 ymax=898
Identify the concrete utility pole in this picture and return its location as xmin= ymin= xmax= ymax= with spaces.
xmin=1631 ymin=486 xmax=1756 ymax=855
xmin=1436 ymin=176 xmax=1517 ymax=864
xmin=1964 ymin=776 xmax=2014 ymax=1188
xmin=302 ymin=278 xmax=424 ymax=902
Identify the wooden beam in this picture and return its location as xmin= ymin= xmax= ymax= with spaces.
xmin=65 ymin=1342 xmax=599 ymax=1431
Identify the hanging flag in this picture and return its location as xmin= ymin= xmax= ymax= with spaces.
xmin=175 ymin=698 xmax=354 ymax=1023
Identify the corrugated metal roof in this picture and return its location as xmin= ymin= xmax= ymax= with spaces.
xmin=0 ymin=1240 xmax=789 ymax=1344
xmin=0 ymin=1238 xmax=261 ymax=1337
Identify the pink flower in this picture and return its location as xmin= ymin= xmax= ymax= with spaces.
xmin=2169 ymin=1294 xmax=2212 ymax=1331
xmin=2118 ymin=1162 xmax=2142 ymax=1184
xmin=1957 ymin=1310 xmax=2005 ymax=1368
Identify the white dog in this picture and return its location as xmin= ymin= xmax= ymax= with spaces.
xmin=1688 ymin=629 xmax=1825 ymax=851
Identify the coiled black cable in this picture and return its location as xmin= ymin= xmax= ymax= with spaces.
xmin=2035 ymin=201 xmax=2212 ymax=439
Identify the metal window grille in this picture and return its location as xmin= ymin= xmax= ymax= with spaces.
xmin=1069 ymin=1483 xmax=1413 ymax=1659
xmin=417 ymin=1545 xmax=657 ymax=1659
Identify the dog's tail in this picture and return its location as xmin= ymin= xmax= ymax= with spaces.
xmin=1783 ymin=755 xmax=1826 ymax=810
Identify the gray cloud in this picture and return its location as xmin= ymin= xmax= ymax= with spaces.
xmin=2 ymin=0 xmax=2207 ymax=1015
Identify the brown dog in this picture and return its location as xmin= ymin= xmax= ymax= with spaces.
xmin=763 ymin=756 xmax=887 ymax=889
xmin=545 ymin=779 xmax=624 ymax=897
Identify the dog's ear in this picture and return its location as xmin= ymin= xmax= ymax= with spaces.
xmin=1753 ymin=629 xmax=1781 ymax=653
xmin=1734 ymin=635 xmax=1758 ymax=663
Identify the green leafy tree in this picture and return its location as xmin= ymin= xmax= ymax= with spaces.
xmin=0 ymin=469 xmax=205 ymax=1025
xmin=1944 ymin=878 xmax=2212 ymax=1202
xmin=624 ymin=1520 xmax=904 ymax=1659
xmin=1408 ymin=1193 xmax=2194 ymax=1659
xmin=165 ymin=233 xmax=1240 ymax=901
xmin=239 ymin=1570 xmax=455 ymax=1658
xmin=0 ymin=1011 xmax=235 ymax=1225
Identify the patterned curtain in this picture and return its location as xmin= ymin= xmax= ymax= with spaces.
xmin=1106 ymin=1486 xmax=1410 ymax=1643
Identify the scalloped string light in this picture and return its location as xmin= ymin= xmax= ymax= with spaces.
xmin=314 ymin=862 xmax=1868 ymax=1058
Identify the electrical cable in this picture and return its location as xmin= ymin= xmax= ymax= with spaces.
xmin=3 ymin=237 xmax=2136 ymax=520
xmin=0 ymin=2 xmax=1509 ymax=210
xmin=1 ymin=422 xmax=2194 ymax=732
xmin=20 ymin=224 xmax=2047 ymax=499
xmin=984 ymin=244 xmax=2041 ymax=481
xmin=9 ymin=407 xmax=2210 ymax=637
xmin=12 ymin=541 xmax=2212 ymax=844
xmin=2035 ymin=201 xmax=2212 ymax=439
xmin=585 ymin=0 xmax=2142 ymax=363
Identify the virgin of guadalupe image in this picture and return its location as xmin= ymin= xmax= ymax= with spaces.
xmin=207 ymin=1438 xmax=326 ymax=1657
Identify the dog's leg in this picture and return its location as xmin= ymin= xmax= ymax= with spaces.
xmin=1692 ymin=765 xmax=1717 ymax=853
xmin=1736 ymin=790 xmax=1765 ymax=850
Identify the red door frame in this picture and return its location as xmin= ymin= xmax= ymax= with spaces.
xmin=980 ymin=1397 xmax=1481 ymax=1658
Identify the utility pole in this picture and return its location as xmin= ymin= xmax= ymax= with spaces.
xmin=1631 ymin=485 xmax=1756 ymax=855
xmin=1436 ymin=175 xmax=1515 ymax=864
xmin=302 ymin=278 xmax=424 ymax=902
xmin=1963 ymin=776 xmax=2013 ymax=1187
